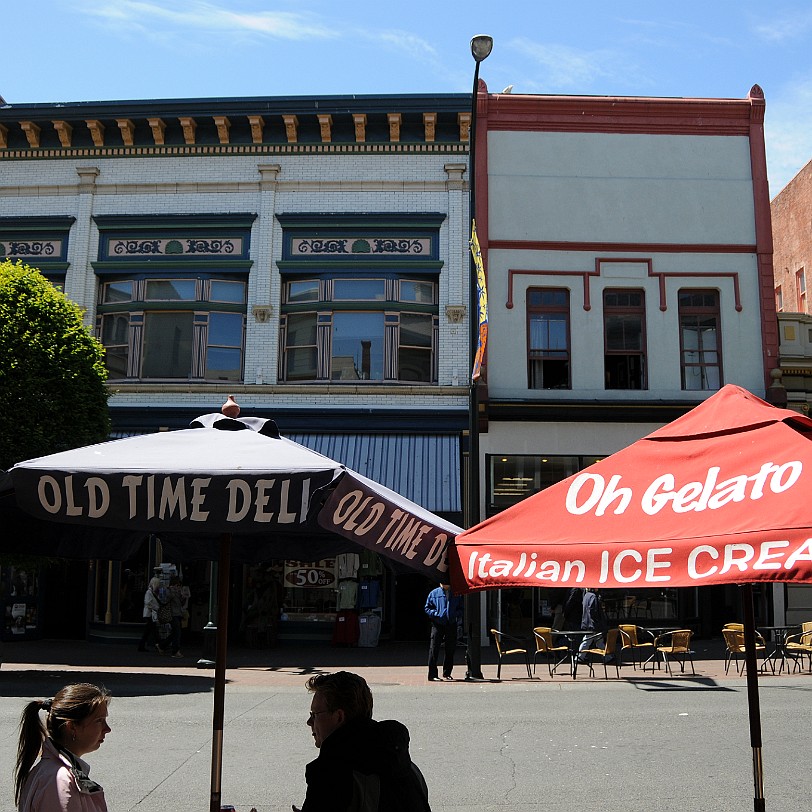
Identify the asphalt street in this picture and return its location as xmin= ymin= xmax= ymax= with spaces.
xmin=1 ymin=641 xmax=810 ymax=812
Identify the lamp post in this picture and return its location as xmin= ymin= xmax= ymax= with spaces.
xmin=465 ymin=34 xmax=492 ymax=681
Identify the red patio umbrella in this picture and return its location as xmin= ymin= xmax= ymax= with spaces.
xmin=451 ymin=384 xmax=812 ymax=812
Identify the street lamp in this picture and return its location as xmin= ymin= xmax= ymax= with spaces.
xmin=465 ymin=34 xmax=492 ymax=681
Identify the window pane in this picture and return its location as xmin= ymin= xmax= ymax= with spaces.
xmin=145 ymin=280 xmax=196 ymax=301
xmin=288 ymin=280 xmax=319 ymax=303
xmin=530 ymin=315 xmax=567 ymax=353
xmin=400 ymin=313 xmax=432 ymax=347
xmin=103 ymin=281 xmax=133 ymax=303
xmin=400 ymin=280 xmax=435 ymax=303
xmin=208 ymin=312 xmax=243 ymax=347
xmin=331 ymin=312 xmax=384 ymax=380
xmin=142 ymin=312 xmax=193 ymax=377
xmin=101 ymin=314 xmax=129 ymax=378
xmin=205 ymin=347 xmax=241 ymax=381
xmin=399 ymin=347 xmax=431 ymax=382
xmin=606 ymin=315 xmax=642 ymax=351
xmin=529 ymin=289 xmax=567 ymax=308
xmin=210 ymin=280 xmax=246 ymax=303
xmin=286 ymin=347 xmax=317 ymax=380
xmin=287 ymin=313 xmax=317 ymax=346
xmin=333 ymin=279 xmax=386 ymax=301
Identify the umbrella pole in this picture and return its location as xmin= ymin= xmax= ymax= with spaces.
xmin=741 ymin=583 xmax=766 ymax=812
xmin=210 ymin=533 xmax=232 ymax=812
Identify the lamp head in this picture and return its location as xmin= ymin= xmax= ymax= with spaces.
xmin=470 ymin=35 xmax=493 ymax=63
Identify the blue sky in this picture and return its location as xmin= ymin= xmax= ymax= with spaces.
xmin=4 ymin=0 xmax=812 ymax=195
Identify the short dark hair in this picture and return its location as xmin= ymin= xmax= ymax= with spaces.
xmin=305 ymin=671 xmax=373 ymax=721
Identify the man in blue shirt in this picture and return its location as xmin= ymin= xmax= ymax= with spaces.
xmin=424 ymin=582 xmax=463 ymax=682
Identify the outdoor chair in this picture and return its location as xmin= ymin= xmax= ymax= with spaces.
xmin=574 ymin=628 xmax=622 ymax=679
xmin=722 ymin=626 xmax=769 ymax=675
xmin=784 ymin=621 xmax=812 ymax=673
xmin=618 ymin=624 xmax=655 ymax=670
xmin=490 ymin=629 xmax=532 ymax=680
xmin=648 ymin=629 xmax=695 ymax=676
xmin=532 ymin=626 xmax=571 ymax=677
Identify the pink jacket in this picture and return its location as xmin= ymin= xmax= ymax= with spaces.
xmin=18 ymin=738 xmax=108 ymax=812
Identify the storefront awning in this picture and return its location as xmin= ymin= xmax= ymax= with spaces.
xmin=288 ymin=433 xmax=460 ymax=514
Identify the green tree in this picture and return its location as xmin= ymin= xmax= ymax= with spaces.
xmin=0 ymin=260 xmax=110 ymax=469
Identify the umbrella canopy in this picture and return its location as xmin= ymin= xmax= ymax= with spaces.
xmin=451 ymin=384 xmax=812 ymax=812
xmin=6 ymin=407 xmax=461 ymax=812
xmin=452 ymin=385 xmax=812 ymax=592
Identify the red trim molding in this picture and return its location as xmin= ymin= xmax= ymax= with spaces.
xmin=506 ymin=257 xmax=742 ymax=313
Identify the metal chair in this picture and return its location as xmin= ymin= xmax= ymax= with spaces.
xmin=532 ymin=626 xmax=571 ymax=677
xmin=618 ymin=624 xmax=655 ymax=670
xmin=490 ymin=629 xmax=532 ymax=680
xmin=784 ymin=622 xmax=812 ymax=673
xmin=648 ymin=629 xmax=695 ymax=676
xmin=722 ymin=625 xmax=769 ymax=675
xmin=575 ymin=628 xmax=622 ymax=679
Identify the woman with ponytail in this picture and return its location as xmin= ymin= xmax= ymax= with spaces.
xmin=14 ymin=683 xmax=111 ymax=812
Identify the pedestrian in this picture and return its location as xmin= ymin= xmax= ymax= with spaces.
xmin=168 ymin=576 xmax=185 ymax=658
xmin=14 ymin=682 xmax=111 ymax=812
xmin=576 ymin=587 xmax=609 ymax=663
xmin=137 ymin=577 xmax=161 ymax=653
xmin=294 ymin=671 xmax=431 ymax=812
xmin=562 ymin=586 xmax=584 ymax=630
xmin=424 ymin=582 xmax=463 ymax=682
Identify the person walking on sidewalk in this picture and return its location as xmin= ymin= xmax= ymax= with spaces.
xmin=294 ymin=671 xmax=431 ymax=812
xmin=137 ymin=577 xmax=161 ymax=653
xmin=14 ymin=682 xmax=111 ymax=812
xmin=424 ymin=582 xmax=463 ymax=682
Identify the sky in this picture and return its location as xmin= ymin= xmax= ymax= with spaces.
xmin=3 ymin=0 xmax=812 ymax=195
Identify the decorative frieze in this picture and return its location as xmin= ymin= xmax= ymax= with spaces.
xmin=353 ymin=113 xmax=367 ymax=142
xmin=458 ymin=112 xmax=471 ymax=143
xmin=423 ymin=113 xmax=437 ymax=143
xmin=291 ymin=236 xmax=430 ymax=256
xmin=0 ymin=238 xmax=62 ymax=258
xmin=388 ymin=113 xmax=402 ymax=142
xmin=106 ymin=236 xmax=243 ymax=258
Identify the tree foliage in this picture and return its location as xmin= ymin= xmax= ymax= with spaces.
xmin=0 ymin=260 xmax=110 ymax=469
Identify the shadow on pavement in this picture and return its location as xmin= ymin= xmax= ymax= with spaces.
xmin=627 ymin=676 xmax=734 ymax=692
xmin=0 ymin=668 xmax=214 ymax=697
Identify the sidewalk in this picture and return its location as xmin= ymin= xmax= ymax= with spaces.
xmin=2 ymin=633 xmax=808 ymax=687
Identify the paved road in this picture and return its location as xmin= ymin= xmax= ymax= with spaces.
xmin=1 ymin=639 xmax=810 ymax=811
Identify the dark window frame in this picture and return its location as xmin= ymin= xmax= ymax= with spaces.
xmin=526 ymin=287 xmax=571 ymax=390
xmin=603 ymin=288 xmax=647 ymax=390
xmin=678 ymin=288 xmax=722 ymax=391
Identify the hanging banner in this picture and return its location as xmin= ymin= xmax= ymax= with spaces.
xmin=470 ymin=219 xmax=488 ymax=382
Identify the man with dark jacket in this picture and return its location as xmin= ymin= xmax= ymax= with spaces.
xmin=296 ymin=671 xmax=431 ymax=812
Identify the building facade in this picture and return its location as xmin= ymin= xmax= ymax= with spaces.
xmin=474 ymin=83 xmax=779 ymax=637
xmin=0 ymin=93 xmax=472 ymax=643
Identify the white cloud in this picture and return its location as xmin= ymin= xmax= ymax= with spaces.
xmin=765 ymin=78 xmax=812 ymax=196
xmin=752 ymin=10 xmax=812 ymax=43
xmin=74 ymin=0 xmax=335 ymax=41
xmin=507 ymin=37 xmax=628 ymax=92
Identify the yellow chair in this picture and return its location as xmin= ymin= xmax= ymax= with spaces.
xmin=532 ymin=626 xmax=571 ymax=677
xmin=574 ymin=628 xmax=622 ymax=679
xmin=618 ymin=624 xmax=655 ymax=670
xmin=649 ymin=629 xmax=695 ymax=676
xmin=721 ymin=626 xmax=768 ymax=674
xmin=490 ymin=629 xmax=532 ymax=680
xmin=784 ymin=622 xmax=812 ymax=673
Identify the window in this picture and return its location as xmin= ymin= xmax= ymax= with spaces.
xmin=679 ymin=289 xmax=721 ymax=391
xmin=603 ymin=289 xmax=646 ymax=390
xmin=97 ymin=276 xmax=246 ymax=381
xmin=775 ymin=285 xmax=783 ymax=313
xmin=280 ymin=276 xmax=437 ymax=383
xmin=527 ymin=288 xmax=570 ymax=389
xmin=796 ymin=268 xmax=806 ymax=313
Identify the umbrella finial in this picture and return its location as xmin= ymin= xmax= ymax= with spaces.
xmin=221 ymin=395 xmax=240 ymax=418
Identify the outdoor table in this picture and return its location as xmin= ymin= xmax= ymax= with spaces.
xmin=759 ymin=625 xmax=800 ymax=675
xmin=640 ymin=626 xmax=680 ymax=672
xmin=552 ymin=629 xmax=602 ymax=679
